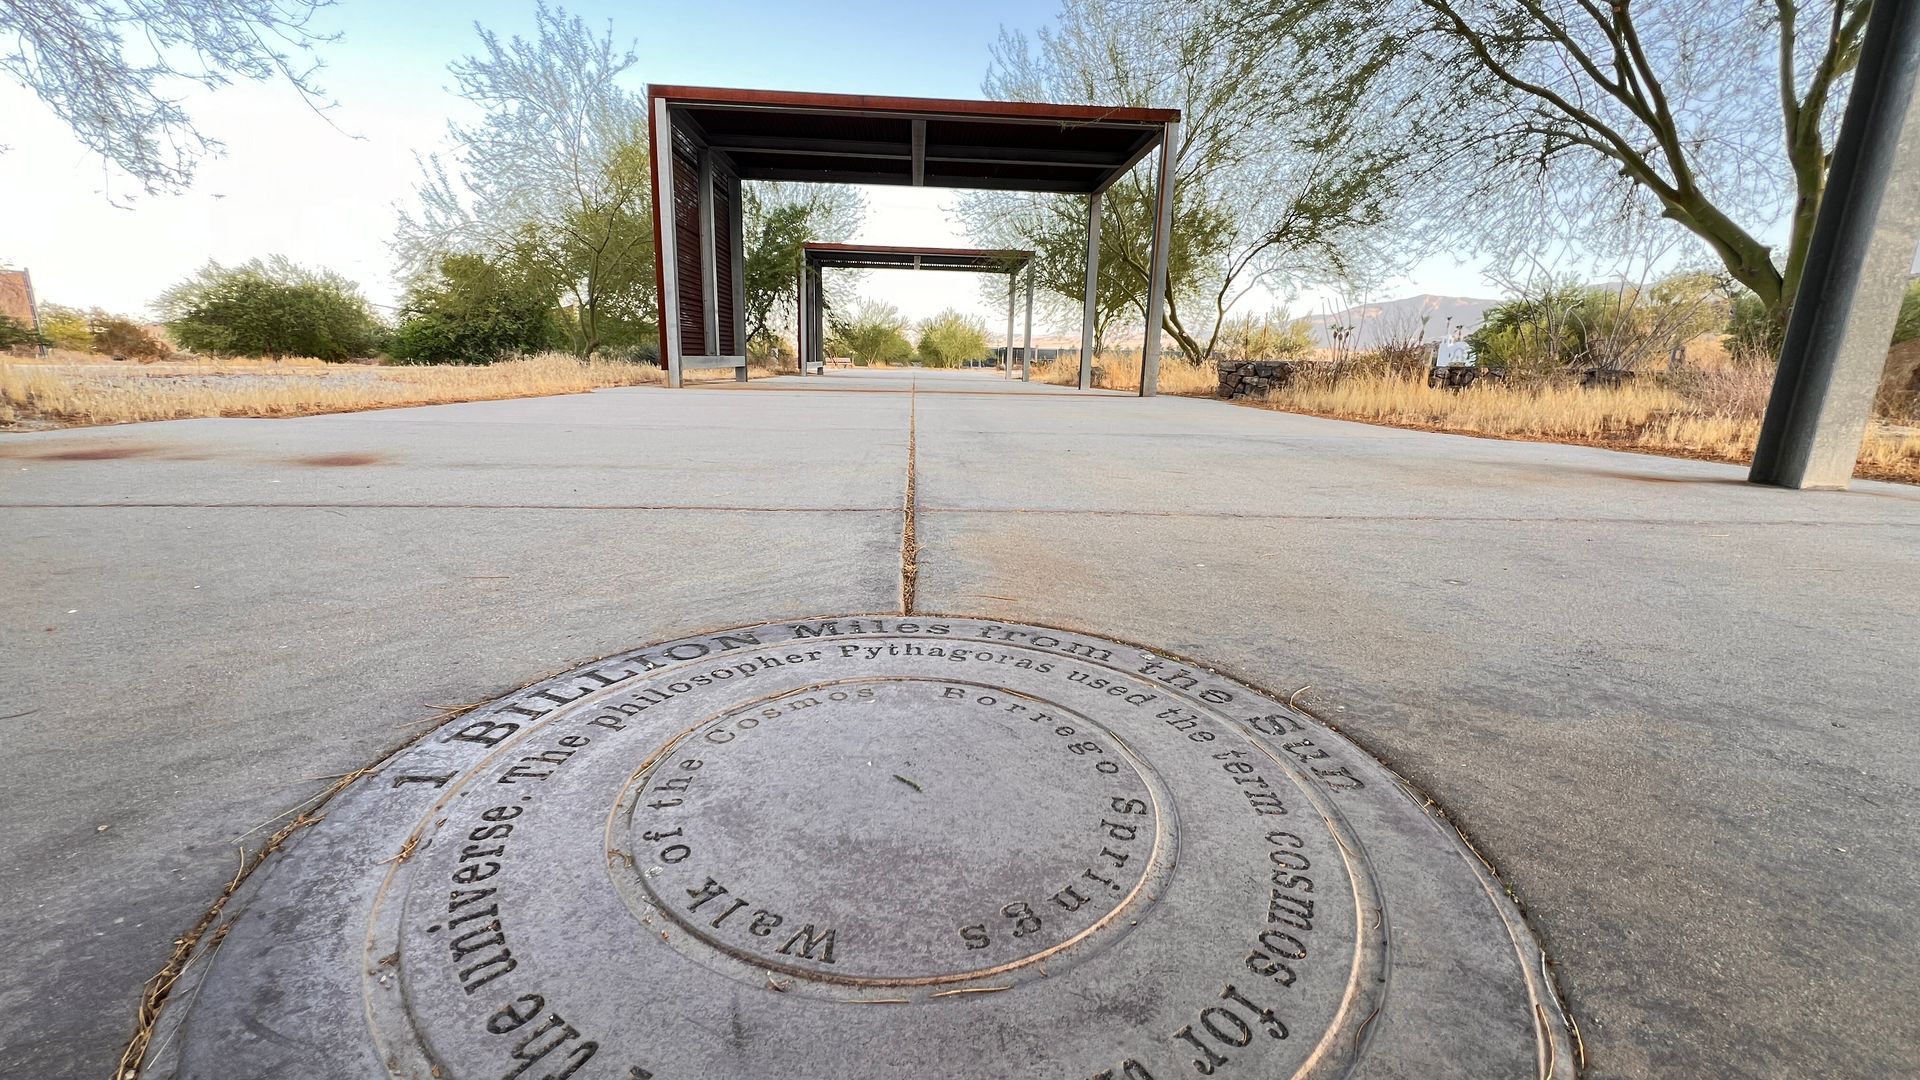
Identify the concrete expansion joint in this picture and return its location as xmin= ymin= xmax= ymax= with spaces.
xmin=0 ymin=502 xmax=901 ymax=513
xmin=901 ymin=383 xmax=920 ymax=616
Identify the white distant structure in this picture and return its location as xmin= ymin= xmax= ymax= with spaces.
xmin=1435 ymin=339 xmax=1474 ymax=368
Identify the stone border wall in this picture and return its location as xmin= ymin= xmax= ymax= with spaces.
xmin=1216 ymin=359 xmax=1316 ymax=399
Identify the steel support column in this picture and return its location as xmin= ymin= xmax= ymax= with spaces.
xmin=1079 ymin=191 xmax=1102 ymax=390
xmin=1005 ymin=274 xmax=1017 ymax=378
xmin=1751 ymin=0 xmax=1920 ymax=489
xmin=728 ymin=168 xmax=748 ymax=381
xmin=811 ymin=269 xmax=825 ymax=371
xmin=1022 ymin=262 xmax=1035 ymax=382
xmin=1139 ymin=122 xmax=1178 ymax=398
xmin=653 ymin=99 xmax=684 ymax=388
xmin=795 ymin=262 xmax=807 ymax=377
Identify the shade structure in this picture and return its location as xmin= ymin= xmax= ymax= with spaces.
xmin=648 ymin=85 xmax=1181 ymax=393
xmin=802 ymin=243 xmax=1032 ymax=272
xmin=796 ymin=244 xmax=1035 ymax=379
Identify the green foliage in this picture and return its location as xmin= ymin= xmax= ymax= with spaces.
xmin=396 ymin=5 xmax=654 ymax=359
xmin=964 ymin=0 xmax=1400 ymax=362
xmin=828 ymin=300 xmax=914 ymax=365
xmin=156 ymin=257 xmax=381 ymax=360
xmin=89 ymin=313 xmax=170 ymax=360
xmin=1467 ymin=281 xmax=1590 ymax=375
xmin=741 ymin=182 xmax=865 ymax=351
xmin=1473 ymin=273 xmax=1733 ymax=375
xmin=1238 ymin=0 xmax=1869 ymax=325
xmin=37 ymin=304 xmax=93 ymax=351
xmin=0 ymin=315 xmax=46 ymax=349
xmin=916 ymin=309 xmax=991 ymax=367
xmin=1725 ymin=291 xmax=1783 ymax=362
xmin=550 ymin=129 xmax=656 ymax=357
xmin=390 ymin=248 xmax=563 ymax=365
xmin=1894 ymin=280 xmax=1920 ymax=346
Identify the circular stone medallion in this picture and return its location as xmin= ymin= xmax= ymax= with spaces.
xmin=142 ymin=617 xmax=1574 ymax=1080
xmin=608 ymin=678 xmax=1174 ymax=987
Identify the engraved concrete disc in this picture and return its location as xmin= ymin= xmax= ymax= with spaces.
xmin=142 ymin=617 xmax=1576 ymax=1080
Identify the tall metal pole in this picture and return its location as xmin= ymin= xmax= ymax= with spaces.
xmin=811 ymin=269 xmax=823 ymax=372
xmin=1022 ymin=262 xmax=1035 ymax=382
xmin=795 ymin=261 xmax=807 ymax=377
xmin=728 ymin=169 xmax=748 ymax=382
xmin=1005 ymin=273 xmax=1017 ymax=379
xmin=1139 ymin=121 xmax=1179 ymax=398
xmin=1079 ymin=191 xmax=1102 ymax=390
xmin=1750 ymin=0 xmax=1920 ymax=489
xmin=653 ymin=98 xmax=684 ymax=388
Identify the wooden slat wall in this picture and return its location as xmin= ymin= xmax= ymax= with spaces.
xmin=672 ymin=127 xmax=706 ymax=357
xmin=713 ymin=166 xmax=738 ymax=355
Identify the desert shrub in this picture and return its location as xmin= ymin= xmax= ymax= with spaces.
xmin=829 ymin=300 xmax=914 ymax=365
xmin=916 ymin=309 xmax=990 ymax=367
xmin=37 ymin=304 xmax=93 ymax=351
xmin=1468 ymin=282 xmax=1589 ymax=377
xmin=157 ymin=257 xmax=382 ymax=361
xmin=91 ymin=314 xmax=170 ymax=360
xmin=389 ymin=252 xmax=562 ymax=365
xmin=1725 ymin=291 xmax=1783 ymax=363
xmin=1474 ymin=274 xmax=1732 ymax=377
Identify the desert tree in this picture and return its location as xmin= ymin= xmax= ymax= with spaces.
xmin=740 ymin=181 xmax=865 ymax=353
xmin=1228 ymin=0 xmax=1873 ymax=336
xmin=395 ymin=2 xmax=650 ymax=358
xmin=960 ymin=0 xmax=1402 ymax=362
xmin=0 ymin=0 xmax=339 ymax=194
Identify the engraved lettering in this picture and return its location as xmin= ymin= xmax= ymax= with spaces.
xmin=486 ymin=994 xmax=545 ymax=1034
xmin=1002 ymin=902 xmax=1042 ymax=937
xmin=502 ymin=1013 xmax=597 ymax=1080
xmin=707 ymin=899 xmax=749 ymax=928
xmin=1311 ymin=764 xmax=1365 ymax=790
xmin=777 ymin=925 xmax=837 ymax=963
xmin=685 ymin=878 xmax=729 ymax=912
xmin=450 ymin=718 xmax=521 ymax=747
xmin=393 ymin=772 xmax=455 ymax=789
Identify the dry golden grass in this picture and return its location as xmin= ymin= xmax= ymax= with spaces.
xmin=1255 ymin=370 xmax=1920 ymax=483
xmin=1030 ymin=353 xmax=1218 ymax=395
xmin=0 ymin=352 xmax=664 ymax=428
xmin=6 ymin=347 xmax=336 ymax=368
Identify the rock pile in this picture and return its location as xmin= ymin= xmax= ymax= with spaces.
xmin=1216 ymin=359 xmax=1315 ymax=399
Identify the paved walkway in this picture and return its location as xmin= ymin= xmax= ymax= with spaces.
xmin=3 ymin=368 xmax=1916 ymax=1078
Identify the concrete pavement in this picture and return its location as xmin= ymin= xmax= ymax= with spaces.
xmin=3 ymin=367 xmax=1916 ymax=1078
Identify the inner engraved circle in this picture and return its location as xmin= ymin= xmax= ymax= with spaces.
xmin=607 ymin=677 xmax=1169 ymax=986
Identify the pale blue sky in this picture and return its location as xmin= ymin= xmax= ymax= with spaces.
xmin=0 ymin=0 xmax=1493 ymax=331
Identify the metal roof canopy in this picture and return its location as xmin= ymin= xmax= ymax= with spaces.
xmin=803 ymin=243 xmax=1030 ymax=272
xmin=797 ymin=244 xmax=1038 ymax=380
xmin=649 ymin=86 xmax=1181 ymax=392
